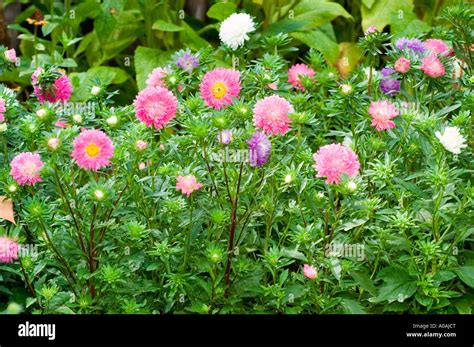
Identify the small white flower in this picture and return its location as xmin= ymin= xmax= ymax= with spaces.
xmin=91 ymin=86 xmax=101 ymax=96
xmin=219 ymin=13 xmax=256 ymax=50
xmin=36 ymin=108 xmax=47 ymax=118
xmin=284 ymin=174 xmax=293 ymax=184
xmin=94 ymin=189 xmax=105 ymax=200
xmin=47 ymin=137 xmax=59 ymax=150
xmin=347 ymin=181 xmax=357 ymax=191
xmin=0 ymin=123 xmax=7 ymax=132
xmin=73 ymin=114 xmax=83 ymax=123
xmin=106 ymin=115 xmax=118 ymax=126
xmin=435 ymin=126 xmax=467 ymax=155
xmin=8 ymin=184 xmax=17 ymax=193
xmin=340 ymin=84 xmax=352 ymax=94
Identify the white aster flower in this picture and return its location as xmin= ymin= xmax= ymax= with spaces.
xmin=435 ymin=126 xmax=467 ymax=155
xmin=219 ymin=13 xmax=256 ymax=50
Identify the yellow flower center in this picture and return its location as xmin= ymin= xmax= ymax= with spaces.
xmin=211 ymin=81 xmax=227 ymax=99
xmin=85 ymin=143 xmax=100 ymax=157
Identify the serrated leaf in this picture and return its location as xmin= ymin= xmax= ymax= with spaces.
xmin=350 ymin=270 xmax=377 ymax=296
xmin=454 ymin=266 xmax=474 ymax=288
xmin=341 ymin=298 xmax=366 ymax=314
xmin=372 ymin=268 xmax=417 ymax=303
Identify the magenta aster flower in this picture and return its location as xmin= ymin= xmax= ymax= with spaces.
xmin=420 ymin=53 xmax=445 ymax=78
xmin=200 ymin=68 xmax=241 ymax=109
xmin=146 ymin=67 xmax=170 ymax=88
xmin=31 ymin=67 xmax=72 ymax=103
xmin=253 ymin=95 xmax=293 ymax=135
xmin=10 ymin=152 xmax=44 ymax=186
xmin=287 ymin=63 xmax=315 ymax=91
xmin=0 ymin=97 xmax=5 ymax=122
xmin=247 ymin=132 xmax=271 ymax=167
xmin=313 ymin=143 xmax=360 ymax=184
xmin=176 ymin=175 xmax=202 ymax=197
xmin=133 ymin=86 xmax=178 ymax=130
xmin=0 ymin=236 xmax=19 ymax=263
xmin=368 ymin=100 xmax=399 ymax=131
xmin=71 ymin=129 xmax=114 ymax=171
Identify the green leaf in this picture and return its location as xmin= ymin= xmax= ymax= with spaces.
xmin=371 ymin=268 xmax=417 ymax=303
xmin=180 ymin=22 xmax=211 ymax=50
xmin=281 ymin=247 xmax=307 ymax=262
xmin=433 ymin=270 xmax=457 ymax=283
xmin=340 ymin=218 xmax=368 ymax=231
xmin=54 ymin=306 xmax=75 ymax=314
xmin=291 ymin=29 xmax=339 ymax=64
xmin=41 ymin=22 xmax=59 ymax=36
xmin=134 ymin=46 xmax=173 ymax=91
xmin=454 ymin=266 xmax=474 ymax=288
xmin=293 ymin=0 xmax=352 ymax=31
xmin=341 ymin=298 xmax=366 ymax=314
xmin=152 ymin=20 xmax=183 ymax=32
xmin=349 ymin=270 xmax=377 ymax=296
xmin=390 ymin=11 xmax=431 ymax=39
xmin=361 ymin=0 xmax=414 ymax=32
xmin=207 ymin=2 xmax=237 ymax=21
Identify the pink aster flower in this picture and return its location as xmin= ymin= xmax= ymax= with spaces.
xmin=303 ymin=264 xmax=317 ymax=279
xmin=424 ymin=39 xmax=450 ymax=56
xmin=364 ymin=25 xmax=377 ymax=36
xmin=176 ymin=175 xmax=202 ymax=197
xmin=5 ymin=49 xmax=17 ymax=64
xmin=146 ymin=67 xmax=170 ymax=88
xmin=394 ymin=57 xmax=411 ymax=73
xmin=55 ymin=119 xmax=68 ymax=128
xmin=368 ymin=100 xmax=399 ymax=131
xmin=0 ymin=236 xmax=19 ymax=263
xmin=420 ymin=53 xmax=445 ymax=78
xmin=0 ymin=97 xmax=5 ymax=122
xmin=288 ymin=63 xmax=315 ymax=91
xmin=134 ymin=86 xmax=178 ymax=130
xmin=200 ymin=68 xmax=241 ymax=109
xmin=135 ymin=140 xmax=148 ymax=151
xmin=313 ymin=143 xmax=360 ymax=184
xmin=10 ymin=152 xmax=44 ymax=186
xmin=253 ymin=95 xmax=293 ymax=135
xmin=71 ymin=129 xmax=114 ymax=171
xmin=32 ymin=67 xmax=72 ymax=103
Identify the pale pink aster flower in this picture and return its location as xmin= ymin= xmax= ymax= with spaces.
xmin=146 ymin=67 xmax=170 ymax=88
xmin=200 ymin=68 xmax=241 ymax=109
xmin=176 ymin=175 xmax=202 ymax=197
xmin=138 ymin=162 xmax=147 ymax=170
xmin=217 ymin=130 xmax=232 ymax=145
xmin=135 ymin=140 xmax=148 ymax=151
xmin=267 ymin=82 xmax=278 ymax=90
xmin=0 ymin=236 xmax=19 ymax=263
xmin=10 ymin=152 xmax=44 ymax=186
xmin=55 ymin=119 xmax=68 ymax=128
xmin=303 ymin=264 xmax=317 ymax=279
xmin=313 ymin=143 xmax=360 ymax=184
xmin=420 ymin=53 xmax=445 ymax=78
xmin=4 ymin=49 xmax=17 ymax=63
xmin=394 ymin=57 xmax=411 ymax=73
xmin=71 ymin=129 xmax=114 ymax=171
xmin=253 ymin=95 xmax=293 ymax=135
xmin=364 ymin=25 xmax=377 ymax=35
xmin=368 ymin=100 xmax=399 ymax=131
xmin=134 ymin=86 xmax=178 ymax=130
xmin=288 ymin=63 xmax=315 ymax=91
xmin=424 ymin=39 xmax=450 ymax=56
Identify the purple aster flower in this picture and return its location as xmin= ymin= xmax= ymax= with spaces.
xmin=217 ymin=130 xmax=233 ymax=145
xmin=381 ymin=68 xmax=395 ymax=77
xmin=247 ymin=132 xmax=271 ymax=167
xmin=174 ymin=49 xmax=199 ymax=73
xmin=395 ymin=38 xmax=425 ymax=53
xmin=380 ymin=79 xmax=401 ymax=95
